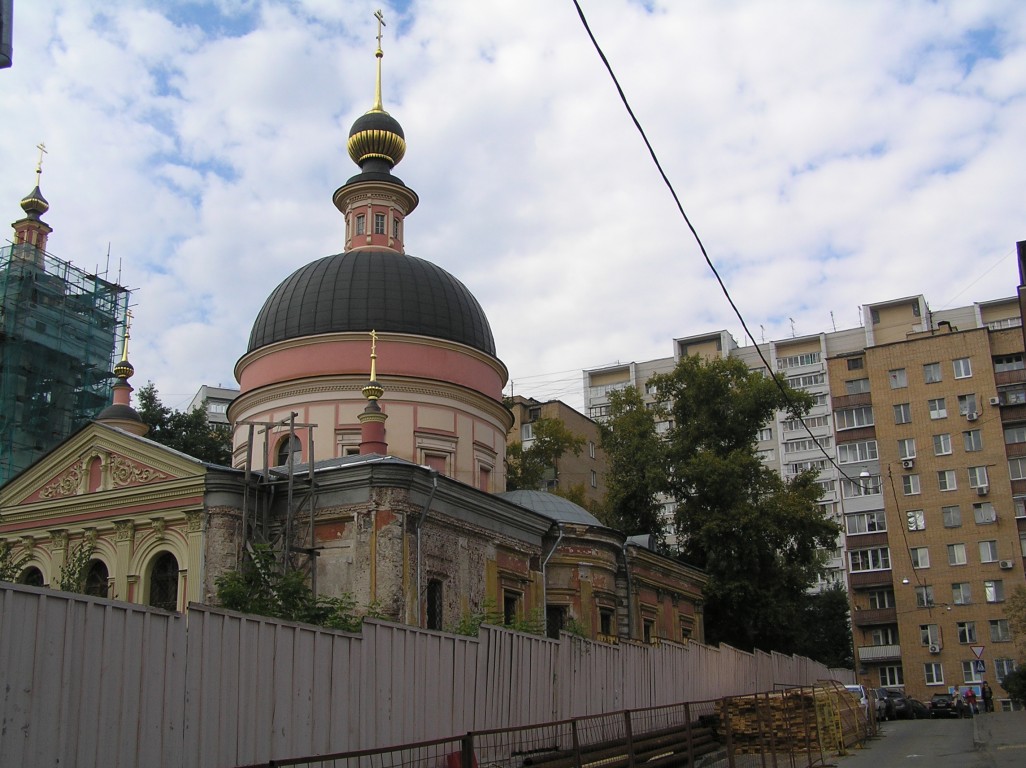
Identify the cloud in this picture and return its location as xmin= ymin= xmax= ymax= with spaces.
xmin=1 ymin=0 xmax=1024 ymax=414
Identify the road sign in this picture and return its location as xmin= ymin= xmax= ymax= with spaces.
xmin=973 ymin=659 xmax=986 ymax=674
xmin=971 ymin=645 xmax=985 ymax=659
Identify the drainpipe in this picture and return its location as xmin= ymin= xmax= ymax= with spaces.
xmin=540 ymin=523 xmax=564 ymax=625
xmin=415 ymin=469 xmax=439 ymax=627
xmin=621 ymin=539 xmax=634 ymax=640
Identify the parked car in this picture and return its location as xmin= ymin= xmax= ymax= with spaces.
xmin=881 ymin=688 xmax=913 ymax=719
xmin=908 ymin=698 xmax=930 ymax=719
xmin=845 ymin=684 xmax=869 ymax=718
xmin=929 ymin=692 xmax=957 ymax=718
xmin=873 ymin=688 xmax=895 ymax=720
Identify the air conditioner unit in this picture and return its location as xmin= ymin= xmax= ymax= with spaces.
xmin=901 ymin=458 xmax=915 ymax=470
xmin=928 ymin=643 xmax=942 ymax=654
xmin=966 ymin=412 xmax=979 ymax=421
xmin=999 ymin=559 xmax=1014 ymax=570
xmin=989 ymin=396 xmax=1001 ymax=406
xmin=977 ymin=485 xmax=989 ymax=497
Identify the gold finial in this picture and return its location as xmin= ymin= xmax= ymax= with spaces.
xmin=121 ymin=309 xmax=133 ymax=362
xmin=362 ymin=329 xmax=384 ymax=401
xmin=369 ymin=328 xmax=378 ymax=381
xmin=372 ymin=9 xmax=386 ymax=112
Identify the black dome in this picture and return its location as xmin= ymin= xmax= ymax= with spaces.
xmin=247 ymin=250 xmax=496 ymax=356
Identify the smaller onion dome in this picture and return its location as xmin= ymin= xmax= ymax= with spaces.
xmin=347 ymin=110 xmax=407 ymax=169
xmin=113 ymin=358 xmax=135 ymax=380
xmin=20 ymin=185 xmax=49 ymax=218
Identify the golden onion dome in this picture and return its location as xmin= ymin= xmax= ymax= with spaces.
xmin=347 ymin=109 xmax=406 ymax=168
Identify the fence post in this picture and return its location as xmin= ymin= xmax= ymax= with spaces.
xmin=683 ymin=702 xmax=695 ymax=767
xmin=624 ymin=709 xmax=635 ymax=768
xmin=571 ymin=719 xmax=583 ymax=768
xmin=461 ymin=733 xmax=476 ymax=768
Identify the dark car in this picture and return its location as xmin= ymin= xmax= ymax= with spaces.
xmin=882 ymin=688 xmax=913 ymax=719
xmin=908 ymin=698 xmax=930 ymax=719
xmin=929 ymin=692 xmax=957 ymax=718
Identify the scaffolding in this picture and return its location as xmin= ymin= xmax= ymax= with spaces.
xmin=0 ymin=243 xmax=130 ymax=485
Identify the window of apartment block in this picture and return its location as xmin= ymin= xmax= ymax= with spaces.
xmin=903 ymin=474 xmax=921 ymax=495
xmin=942 ymin=505 xmax=962 ymax=528
xmin=910 ymin=546 xmax=930 ymax=568
xmin=845 ymin=378 xmax=870 ymax=394
xmin=933 ymin=433 xmax=952 ymax=456
xmin=995 ymin=659 xmax=1016 ymax=684
xmin=928 ymin=398 xmax=947 ymax=419
xmin=957 ymin=621 xmax=978 ymax=644
xmin=994 ymin=353 xmax=1025 ymax=372
xmin=879 ymin=666 xmax=903 ymax=687
xmin=846 ymin=510 xmax=887 ymax=535
xmin=870 ymin=626 xmax=898 ymax=645
xmin=938 ymin=470 xmax=957 ymax=491
xmin=849 ymin=547 xmax=890 ymax=572
xmin=1004 ymin=425 xmax=1026 ymax=444
xmin=973 ymin=502 xmax=997 ymax=525
xmin=953 ymin=358 xmax=972 ymax=379
xmin=906 ymin=509 xmax=926 ymax=531
xmin=920 ymin=624 xmax=941 ymax=645
xmin=952 ymin=582 xmax=971 ymax=605
xmin=837 ymin=439 xmax=877 ymax=463
xmin=757 ymin=427 xmax=773 ymax=442
xmin=1009 ymin=458 xmax=1026 ymax=481
xmin=842 ymin=475 xmax=881 ymax=498
xmin=590 ymin=470 xmax=597 ymax=488
xmin=962 ymin=661 xmax=984 ymax=684
xmin=889 ymin=368 xmax=907 ymax=388
xmin=924 ymin=663 xmax=944 ymax=685
xmin=898 ymin=437 xmax=916 ymax=459
xmin=916 ymin=585 xmax=935 ymax=607
xmin=868 ymin=589 xmax=895 ymax=609
xmin=947 ymin=543 xmax=967 ymax=566
xmin=963 ymin=430 xmax=983 ymax=452
xmin=984 ymin=580 xmax=1005 ymax=603
xmin=958 ymin=394 xmax=977 ymax=416
xmin=990 ymin=619 xmax=1011 ymax=642
xmin=978 ymin=540 xmax=999 ymax=563
xmin=777 ymin=352 xmax=822 ymax=369
xmin=894 ymin=403 xmax=912 ymax=424
xmin=924 ymin=362 xmax=942 ymax=384
xmin=847 ymin=357 xmax=864 ymax=370
xmin=588 ymin=441 xmax=596 ymax=458
xmin=967 ymin=466 xmax=989 ymax=489
xmin=836 ymin=406 xmax=874 ymax=430
xmin=1001 ymin=385 xmax=1026 ymax=405
xmin=1022 ymin=532 xmax=1026 ymax=557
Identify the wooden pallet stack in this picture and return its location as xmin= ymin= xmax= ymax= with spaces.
xmin=719 ymin=688 xmax=827 ymax=756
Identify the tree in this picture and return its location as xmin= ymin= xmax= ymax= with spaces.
xmin=137 ymin=382 xmax=232 ymax=465
xmin=795 ymin=583 xmax=853 ymax=668
xmin=598 ymin=385 xmax=666 ymax=538
xmin=0 ymin=541 xmax=28 ymax=582
xmin=506 ymin=417 xmax=585 ymax=491
xmin=648 ymin=354 xmax=840 ymax=654
xmin=1007 ymin=585 xmax=1026 ymax=662
xmin=55 ymin=542 xmax=95 ymax=593
xmin=1000 ymin=666 xmax=1026 ymax=705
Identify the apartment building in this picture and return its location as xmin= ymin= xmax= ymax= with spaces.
xmin=506 ymin=395 xmax=608 ymax=509
xmin=583 ymin=243 xmax=1026 ymax=704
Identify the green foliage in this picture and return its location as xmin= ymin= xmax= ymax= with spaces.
xmin=794 ymin=583 xmax=853 ymax=668
xmin=563 ymin=616 xmax=589 ymax=639
xmin=642 ymin=355 xmax=839 ymax=654
xmin=56 ymin=542 xmax=96 ymax=593
xmin=1006 ymin=585 xmax=1026 ymax=662
xmin=0 ymin=541 xmax=29 ymax=582
xmin=137 ymin=382 xmax=232 ymax=465
xmin=448 ymin=598 xmax=545 ymax=637
xmin=506 ymin=417 xmax=585 ymax=491
xmin=215 ymin=545 xmax=362 ymax=631
xmin=1000 ymin=666 xmax=1026 ymax=705
xmin=598 ymin=386 xmax=666 ymax=538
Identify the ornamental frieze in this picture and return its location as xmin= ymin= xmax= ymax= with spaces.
xmin=38 ymin=463 xmax=85 ymax=499
xmin=109 ymin=454 xmax=169 ymax=487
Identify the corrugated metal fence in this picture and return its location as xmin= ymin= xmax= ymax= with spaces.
xmin=0 ymin=583 xmax=849 ymax=768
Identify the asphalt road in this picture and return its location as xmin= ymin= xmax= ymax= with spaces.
xmin=832 ymin=717 xmax=994 ymax=768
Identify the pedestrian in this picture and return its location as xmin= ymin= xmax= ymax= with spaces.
xmin=953 ymin=689 xmax=967 ymax=718
xmin=965 ymin=687 xmax=978 ymax=716
xmin=982 ymin=681 xmax=993 ymax=713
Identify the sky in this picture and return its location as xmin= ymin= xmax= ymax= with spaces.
xmin=2 ymin=0 xmax=1025 ymax=413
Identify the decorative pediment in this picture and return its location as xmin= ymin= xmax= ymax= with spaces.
xmin=21 ymin=449 xmax=173 ymax=504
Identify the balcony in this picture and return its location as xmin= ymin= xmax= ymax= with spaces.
xmin=848 ymin=570 xmax=894 ymax=589
xmin=852 ymin=606 xmax=897 ymax=627
xmin=857 ymin=644 xmax=902 ymax=662
xmin=995 ymin=369 xmax=1026 ymax=386
xmin=832 ymin=392 xmax=872 ymax=409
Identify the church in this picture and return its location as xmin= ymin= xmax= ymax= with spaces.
xmin=0 ymin=22 xmax=706 ymax=645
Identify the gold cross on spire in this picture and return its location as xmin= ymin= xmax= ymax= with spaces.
xmin=369 ymin=329 xmax=378 ymax=381
xmin=372 ymin=9 xmax=386 ymax=111
xmin=35 ymin=142 xmax=47 ymax=184
xmin=121 ymin=309 xmax=133 ymax=361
